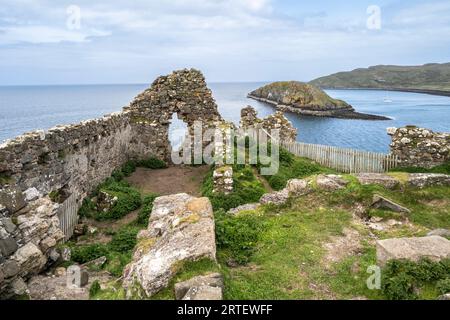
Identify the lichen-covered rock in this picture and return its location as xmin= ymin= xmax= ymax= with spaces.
xmin=0 ymin=186 xmax=26 ymax=215
xmin=11 ymin=243 xmax=46 ymax=277
xmin=316 ymin=175 xmax=348 ymax=191
xmin=407 ymin=173 xmax=450 ymax=188
xmin=260 ymin=189 xmax=289 ymax=205
xmin=16 ymin=197 xmax=64 ymax=254
xmin=427 ymin=229 xmax=450 ymax=238
xmin=286 ymin=179 xmax=310 ymax=196
xmin=355 ymin=173 xmax=400 ymax=189
xmin=376 ymin=236 xmax=450 ymax=266
xmin=174 ymin=273 xmax=223 ymax=300
xmin=227 ymin=203 xmax=260 ymax=215
xmin=122 ymin=194 xmax=216 ymax=297
xmin=182 ymin=285 xmax=223 ymax=300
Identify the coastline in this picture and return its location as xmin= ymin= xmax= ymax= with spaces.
xmin=247 ymin=94 xmax=391 ymax=121
xmin=316 ymin=87 xmax=450 ymax=98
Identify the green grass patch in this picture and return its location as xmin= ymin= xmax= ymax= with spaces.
xmin=390 ymin=161 xmax=450 ymax=175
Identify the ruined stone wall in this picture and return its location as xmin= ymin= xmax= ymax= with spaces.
xmin=388 ymin=126 xmax=450 ymax=168
xmin=0 ymin=68 xmax=223 ymax=298
xmin=240 ymin=106 xmax=297 ymax=142
xmin=126 ymin=69 xmax=222 ymax=162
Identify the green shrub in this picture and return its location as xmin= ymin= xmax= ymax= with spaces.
xmin=95 ymin=182 xmax=142 ymax=221
xmin=215 ymin=210 xmax=267 ymax=264
xmin=390 ymin=161 xmax=450 ymax=175
xmin=137 ymin=194 xmax=158 ymax=225
xmin=121 ymin=161 xmax=137 ymax=176
xmin=71 ymin=244 xmax=110 ymax=264
xmin=381 ymin=258 xmax=450 ymax=300
xmin=109 ymin=226 xmax=140 ymax=253
xmin=437 ymin=278 xmax=450 ymax=295
xmin=89 ymin=280 xmax=101 ymax=298
xmin=138 ymin=158 xmax=167 ymax=169
xmin=78 ymin=197 xmax=96 ymax=218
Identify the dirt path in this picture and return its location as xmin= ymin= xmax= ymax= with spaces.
xmin=126 ymin=165 xmax=210 ymax=197
xmin=253 ymin=167 xmax=274 ymax=193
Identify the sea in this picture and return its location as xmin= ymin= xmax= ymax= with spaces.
xmin=1 ymin=83 xmax=450 ymax=153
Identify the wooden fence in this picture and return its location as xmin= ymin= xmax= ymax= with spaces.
xmin=58 ymin=193 xmax=80 ymax=242
xmin=281 ymin=140 xmax=399 ymax=173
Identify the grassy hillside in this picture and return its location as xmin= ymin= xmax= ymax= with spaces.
xmin=310 ymin=63 xmax=450 ymax=94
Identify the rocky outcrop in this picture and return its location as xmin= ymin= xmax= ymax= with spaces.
xmin=248 ymin=82 xmax=390 ymax=120
xmin=122 ymin=194 xmax=216 ymax=298
xmin=316 ymin=175 xmax=348 ymax=191
xmin=355 ymin=173 xmax=400 ymax=189
xmin=388 ymin=126 xmax=450 ymax=168
xmin=260 ymin=189 xmax=289 ymax=206
xmin=427 ymin=229 xmax=450 ymax=238
xmin=376 ymin=236 xmax=450 ymax=266
xmin=175 ymin=273 xmax=223 ymax=300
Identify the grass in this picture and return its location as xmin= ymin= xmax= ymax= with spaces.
xmin=390 ymin=161 xmax=450 ymax=175
xmin=214 ymin=175 xmax=450 ymax=300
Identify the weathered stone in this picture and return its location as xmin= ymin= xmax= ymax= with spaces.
xmin=438 ymin=293 xmax=450 ymax=300
xmin=213 ymin=166 xmax=233 ymax=195
xmin=54 ymin=267 xmax=66 ymax=277
xmin=227 ymin=203 xmax=260 ymax=215
xmin=66 ymin=265 xmax=89 ymax=288
xmin=97 ymin=191 xmax=118 ymax=212
xmin=388 ymin=126 xmax=449 ymax=169
xmin=0 ymin=218 xmax=17 ymax=234
xmin=0 ymin=204 xmax=9 ymax=217
xmin=122 ymin=194 xmax=216 ymax=297
xmin=371 ymin=194 xmax=411 ymax=213
xmin=286 ymin=179 xmax=310 ymax=195
xmin=10 ymin=277 xmax=28 ymax=296
xmin=23 ymin=188 xmax=41 ymax=202
xmin=427 ymin=229 xmax=450 ymax=238
xmin=174 ymin=273 xmax=223 ymax=300
xmin=260 ymin=189 xmax=289 ymax=205
xmin=408 ymin=173 xmax=450 ymax=189
xmin=1 ymin=259 xmax=20 ymax=278
xmin=0 ymin=237 xmax=18 ymax=257
xmin=11 ymin=243 xmax=46 ymax=277
xmin=0 ymin=186 xmax=26 ymax=215
xmin=376 ymin=236 xmax=450 ymax=266
xmin=182 ymin=285 xmax=223 ymax=300
xmin=355 ymin=173 xmax=400 ymax=189
xmin=316 ymin=175 xmax=348 ymax=191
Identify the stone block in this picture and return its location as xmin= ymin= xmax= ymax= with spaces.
xmin=376 ymin=236 xmax=450 ymax=266
xmin=175 ymin=273 xmax=223 ymax=300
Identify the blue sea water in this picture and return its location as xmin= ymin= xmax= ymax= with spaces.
xmin=1 ymin=83 xmax=450 ymax=153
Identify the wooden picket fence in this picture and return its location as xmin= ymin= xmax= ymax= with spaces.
xmin=253 ymin=128 xmax=399 ymax=174
xmin=281 ymin=140 xmax=398 ymax=173
xmin=57 ymin=193 xmax=80 ymax=242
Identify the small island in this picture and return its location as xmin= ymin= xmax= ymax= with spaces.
xmin=248 ymin=81 xmax=390 ymax=120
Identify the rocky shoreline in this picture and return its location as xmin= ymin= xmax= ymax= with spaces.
xmin=247 ymin=94 xmax=391 ymax=121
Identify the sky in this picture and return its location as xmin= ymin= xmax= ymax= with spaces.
xmin=0 ymin=0 xmax=449 ymax=85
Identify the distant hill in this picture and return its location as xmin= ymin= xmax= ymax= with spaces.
xmin=248 ymin=81 xmax=389 ymax=120
xmin=310 ymin=63 xmax=450 ymax=96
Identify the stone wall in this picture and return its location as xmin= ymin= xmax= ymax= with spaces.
xmin=125 ymin=69 xmax=222 ymax=162
xmin=388 ymin=126 xmax=450 ymax=168
xmin=240 ymin=106 xmax=297 ymax=142
xmin=0 ymin=68 xmax=223 ymax=298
